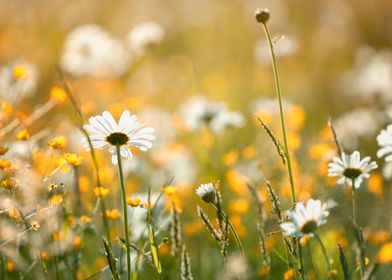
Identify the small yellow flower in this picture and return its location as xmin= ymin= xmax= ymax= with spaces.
xmin=377 ymin=242 xmax=392 ymax=264
xmin=94 ymin=187 xmax=110 ymax=197
xmin=48 ymin=136 xmax=67 ymax=150
xmin=48 ymin=183 xmax=58 ymax=191
xmin=53 ymin=231 xmax=64 ymax=241
xmin=31 ymin=220 xmax=40 ymax=231
xmin=0 ymin=146 xmax=9 ymax=156
xmin=284 ymin=268 xmax=296 ymax=280
xmin=41 ymin=251 xmax=50 ymax=260
xmin=126 ymin=197 xmax=141 ymax=207
xmin=64 ymin=153 xmax=83 ymax=166
xmin=104 ymin=209 xmax=121 ymax=219
xmin=229 ymin=198 xmax=249 ymax=215
xmin=0 ymin=159 xmax=11 ymax=169
xmin=223 ymin=150 xmax=238 ymax=166
xmin=8 ymin=208 xmax=21 ymax=220
xmin=80 ymin=215 xmax=92 ymax=224
xmin=162 ymin=186 xmax=176 ymax=196
xmin=12 ymin=64 xmax=31 ymax=80
xmin=1 ymin=178 xmax=17 ymax=190
xmin=0 ymin=101 xmax=13 ymax=116
xmin=50 ymin=86 xmax=67 ymax=104
xmin=50 ymin=194 xmax=64 ymax=206
xmin=16 ymin=129 xmax=30 ymax=141
xmin=72 ymin=236 xmax=82 ymax=248
xmin=6 ymin=260 xmax=14 ymax=271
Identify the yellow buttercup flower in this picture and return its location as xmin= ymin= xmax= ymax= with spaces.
xmin=64 ymin=153 xmax=83 ymax=166
xmin=80 ymin=215 xmax=92 ymax=224
xmin=126 ymin=197 xmax=141 ymax=207
xmin=0 ymin=146 xmax=9 ymax=156
xmin=0 ymin=159 xmax=11 ymax=169
xmin=94 ymin=187 xmax=110 ymax=197
xmin=1 ymin=178 xmax=17 ymax=190
xmin=104 ymin=209 xmax=121 ymax=220
xmin=162 ymin=186 xmax=176 ymax=196
xmin=16 ymin=129 xmax=30 ymax=141
xmin=48 ymin=136 xmax=67 ymax=150
xmin=12 ymin=64 xmax=31 ymax=80
xmin=50 ymin=86 xmax=67 ymax=104
xmin=50 ymin=194 xmax=64 ymax=206
xmin=377 ymin=242 xmax=392 ymax=264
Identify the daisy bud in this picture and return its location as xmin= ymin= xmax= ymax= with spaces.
xmin=255 ymin=8 xmax=270 ymax=24
xmin=196 ymin=183 xmax=216 ymax=203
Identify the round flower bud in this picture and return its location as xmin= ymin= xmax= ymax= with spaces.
xmin=255 ymin=8 xmax=270 ymax=24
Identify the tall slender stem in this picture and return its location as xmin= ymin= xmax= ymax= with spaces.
xmin=116 ymin=145 xmax=131 ymax=280
xmin=297 ymin=240 xmax=305 ymax=280
xmin=314 ymin=233 xmax=333 ymax=279
xmin=351 ymin=179 xmax=357 ymax=227
xmin=261 ymin=22 xmax=296 ymax=204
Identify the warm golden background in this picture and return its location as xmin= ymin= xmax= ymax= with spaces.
xmin=0 ymin=0 xmax=391 ymax=279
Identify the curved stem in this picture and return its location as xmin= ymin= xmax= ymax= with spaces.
xmin=314 ymin=233 xmax=333 ymax=279
xmin=261 ymin=22 xmax=296 ymax=204
xmin=116 ymin=145 xmax=131 ymax=280
xmin=211 ymin=203 xmax=246 ymax=279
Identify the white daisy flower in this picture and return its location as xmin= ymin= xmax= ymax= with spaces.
xmin=280 ymin=199 xmax=330 ymax=237
xmin=328 ymin=151 xmax=377 ymax=189
xmin=83 ymin=110 xmax=155 ymax=165
xmin=377 ymin=125 xmax=392 ymax=162
xmin=196 ymin=182 xmax=216 ymax=203
xmin=126 ymin=21 xmax=165 ymax=56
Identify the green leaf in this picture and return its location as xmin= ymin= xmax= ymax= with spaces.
xmin=102 ymin=237 xmax=120 ymax=280
xmin=338 ymin=243 xmax=350 ymax=280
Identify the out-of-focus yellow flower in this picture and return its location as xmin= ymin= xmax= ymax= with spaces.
xmin=368 ymin=173 xmax=383 ymax=196
xmin=226 ymin=169 xmax=248 ymax=195
xmin=0 ymin=101 xmax=13 ymax=116
xmin=287 ymin=105 xmax=306 ymax=131
xmin=287 ymin=133 xmax=301 ymax=150
xmin=365 ymin=257 xmax=369 ymax=266
xmin=79 ymin=176 xmax=90 ymax=193
xmin=0 ymin=159 xmax=11 ymax=169
xmin=162 ymin=186 xmax=176 ymax=196
xmin=201 ymin=128 xmax=214 ymax=147
xmin=12 ymin=64 xmax=31 ymax=80
xmin=48 ymin=183 xmax=58 ymax=191
xmin=242 ymin=145 xmax=256 ymax=159
xmin=284 ymin=268 xmax=296 ymax=280
xmin=72 ymin=236 xmax=82 ymax=248
xmin=31 ymin=220 xmax=40 ymax=230
xmin=16 ymin=129 xmax=30 ymax=141
xmin=223 ymin=150 xmax=238 ymax=166
xmin=0 ymin=146 xmax=9 ymax=156
xmin=104 ymin=209 xmax=121 ymax=220
xmin=378 ymin=242 xmax=392 ymax=264
xmin=229 ymin=198 xmax=249 ymax=215
xmin=159 ymin=243 xmax=170 ymax=255
xmin=48 ymin=136 xmax=67 ymax=150
xmin=64 ymin=153 xmax=83 ymax=166
xmin=1 ymin=178 xmax=17 ymax=190
xmin=50 ymin=86 xmax=67 ymax=104
xmin=126 ymin=197 xmax=141 ymax=207
xmin=41 ymin=251 xmax=50 ymax=261
xmin=183 ymin=221 xmax=204 ymax=236
xmin=309 ymin=143 xmax=334 ymax=161
xmin=368 ymin=230 xmax=391 ymax=245
xmin=94 ymin=187 xmax=109 ymax=197
xmin=53 ymin=231 xmax=64 ymax=241
xmin=300 ymin=235 xmax=311 ymax=247
xmin=8 ymin=208 xmax=20 ymax=220
xmin=50 ymin=194 xmax=64 ymax=206
xmin=258 ymin=265 xmax=270 ymax=277
xmin=6 ymin=260 xmax=14 ymax=271
xmin=80 ymin=215 xmax=92 ymax=224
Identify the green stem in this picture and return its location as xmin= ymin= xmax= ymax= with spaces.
xmin=314 ymin=233 xmax=333 ymax=279
xmin=351 ymin=179 xmax=357 ymax=227
xmin=261 ymin=22 xmax=296 ymax=204
xmin=116 ymin=145 xmax=131 ymax=280
xmin=211 ymin=203 xmax=246 ymax=279
xmin=100 ymin=198 xmax=112 ymax=247
xmin=297 ymin=240 xmax=305 ymax=280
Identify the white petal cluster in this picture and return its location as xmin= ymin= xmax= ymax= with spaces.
xmin=83 ymin=110 xmax=155 ymax=165
xmin=126 ymin=21 xmax=165 ymax=56
xmin=377 ymin=125 xmax=392 ymax=162
xmin=195 ymin=183 xmax=215 ymax=203
xmin=280 ymin=199 xmax=330 ymax=237
xmin=61 ymin=24 xmax=130 ymax=78
xmin=328 ymin=151 xmax=377 ymax=189
xmin=180 ymin=96 xmax=245 ymax=133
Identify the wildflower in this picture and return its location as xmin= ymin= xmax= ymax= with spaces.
xmin=377 ymin=125 xmax=392 ymax=162
xmin=31 ymin=220 xmax=40 ymax=231
xmin=126 ymin=197 xmax=141 ymax=207
xmin=72 ymin=236 xmax=82 ymax=248
xmin=53 ymin=231 xmax=64 ymax=241
xmin=6 ymin=261 xmax=14 ymax=272
xmin=104 ymin=209 xmax=121 ymax=219
xmin=16 ymin=129 xmax=30 ymax=141
xmin=48 ymin=183 xmax=58 ymax=191
xmin=94 ymin=187 xmax=110 ymax=197
xmin=12 ymin=64 xmax=31 ymax=80
xmin=1 ymin=178 xmax=17 ymax=190
xmin=196 ymin=183 xmax=216 ymax=203
xmin=50 ymin=194 xmax=64 ymax=206
xmin=8 ymin=208 xmax=21 ymax=220
xmin=126 ymin=21 xmax=165 ymax=56
xmin=328 ymin=151 xmax=378 ymax=189
xmin=48 ymin=136 xmax=67 ymax=150
xmin=0 ymin=159 xmax=11 ymax=169
xmin=377 ymin=242 xmax=392 ymax=264
xmin=83 ymin=110 xmax=154 ymax=164
xmin=255 ymin=8 xmax=270 ymax=24
xmin=0 ymin=146 xmax=9 ymax=156
xmin=283 ymin=268 xmax=296 ymax=280
xmin=163 ymin=186 xmax=176 ymax=196
xmin=280 ymin=199 xmax=330 ymax=237
xmin=80 ymin=215 xmax=92 ymax=224
xmin=64 ymin=153 xmax=83 ymax=166
xmin=41 ymin=251 xmax=50 ymax=260
xmin=49 ymin=86 xmax=67 ymax=104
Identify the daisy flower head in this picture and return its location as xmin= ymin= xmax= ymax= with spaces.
xmin=328 ymin=151 xmax=377 ymax=189
xmin=377 ymin=125 xmax=392 ymax=162
xmin=83 ymin=110 xmax=155 ymax=165
xmin=280 ymin=199 xmax=330 ymax=238
xmin=196 ymin=182 xmax=216 ymax=203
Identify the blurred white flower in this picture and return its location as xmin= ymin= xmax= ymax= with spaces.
xmin=126 ymin=21 xmax=165 ymax=56
xmin=251 ymin=97 xmax=292 ymax=115
xmin=180 ymin=96 xmax=245 ymax=133
xmin=341 ymin=46 xmax=392 ymax=102
xmin=328 ymin=151 xmax=377 ymax=189
xmin=377 ymin=125 xmax=392 ymax=162
xmin=254 ymin=35 xmax=298 ymax=64
xmin=280 ymin=199 xmax=330 ymax=237
xmin=60 ymin=24 xmax=130 ymax=78
xmin=196 ymin=182 xmax=215 ymax=203
xmin=83 ymin=110 xmax=154 ymax=164
xmin=0 ymin=61 xmax=38 ymax=103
